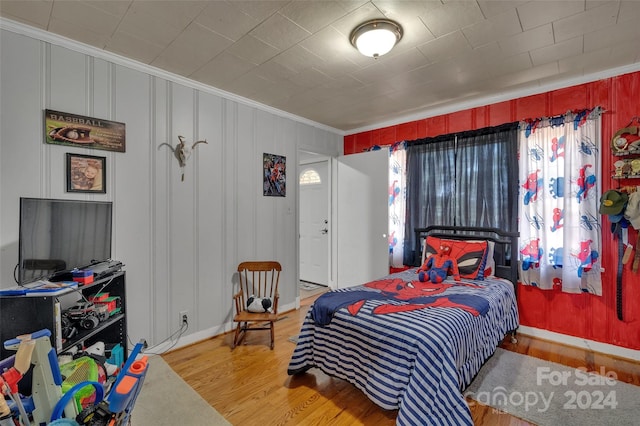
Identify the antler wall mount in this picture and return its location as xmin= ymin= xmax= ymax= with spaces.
xmin=158 ymin=135 xmax=208 ymax=181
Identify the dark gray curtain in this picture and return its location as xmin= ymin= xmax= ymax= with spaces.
xmin=403 ymin=135 xmax=455 ymax=265
xmin=456 ymin=128 xmax=518 ymax=228
xmin=403 ymin=124 xmax=518 ymax=265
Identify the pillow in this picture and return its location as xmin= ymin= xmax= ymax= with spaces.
xmin=422 ymin=236 xmax=489 ymax=280
xmin=421 ymin=238 xmax=495 ymax=277
xmin=484 ymin=241 xmax=495 ymax=277
xmin=471 ymin=240 xmax=495 ymax=276
xmin=247 ymin=295 xmax=273 ymax=313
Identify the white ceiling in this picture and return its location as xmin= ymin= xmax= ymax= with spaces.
xmin=2 ymin=1 xmax=640 ymax=132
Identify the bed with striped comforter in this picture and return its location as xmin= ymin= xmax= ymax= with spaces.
xmin=287 ymin=268 xmax=519 ymax=425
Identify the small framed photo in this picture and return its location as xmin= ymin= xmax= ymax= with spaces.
xmin=66 ymin=153 xmax=106 ymax=193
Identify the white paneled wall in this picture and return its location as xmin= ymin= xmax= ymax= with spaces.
xmin=0 ymin=27 xmax=342 ymax=349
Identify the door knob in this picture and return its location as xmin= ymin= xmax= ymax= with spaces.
xmin=321 ymin=228 xmax=328 ymax=234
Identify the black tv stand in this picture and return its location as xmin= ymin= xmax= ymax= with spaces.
xmin=0 ymin=271 xmax=128 ymax=361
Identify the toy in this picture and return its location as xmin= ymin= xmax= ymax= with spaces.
xmin=64 ymin=300 xmax=109 ymax=330
xmin=2 ymin=329 xmax=78 ymax=425
xmin=417 ymin=244 xmax=461 ymax=283
xmin=60 ymin=356 xmax=106 ymax=412
xmin=52 ymin=340 xmax=149 ymax=426
xmin=246 ymin=295 xmax=273 ymax=313
xmin=1 ymin=336 xmax=35 ymax=425
xmin=2 ymin=330 xmax=148 ymax=426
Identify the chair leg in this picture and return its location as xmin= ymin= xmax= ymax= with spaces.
xmin=270 ymin=321 xmax=275 ymax=350
xmin=232 ymin=322 xmax=244 ymax=349
xmin=234 ymin=321 xmax=274 ymax=349
xmin=232 ymin=324 xmax=239 ymax=349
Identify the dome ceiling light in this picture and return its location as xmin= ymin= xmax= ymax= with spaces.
xmin=350 ymin=19 xmax=403 ymax=59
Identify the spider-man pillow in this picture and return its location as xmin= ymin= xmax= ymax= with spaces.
xmin=422 ymin=236 xmax=489 ymax=280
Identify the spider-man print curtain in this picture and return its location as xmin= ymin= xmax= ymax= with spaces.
xmin=365 ymin=142 xmax=407 ymax=268
xmin=518 ymin=108 xmax=603 ymax=294
xmin=389 ymin=142 xmax=407 ymax=268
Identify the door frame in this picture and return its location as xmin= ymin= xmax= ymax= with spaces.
xmin=297 ymin=149 xmax=335 ymax=307
xmin=298 ymin=156 xmax=332 ymax=286
xmin=297 ymin=149 xmax=389 ymax=299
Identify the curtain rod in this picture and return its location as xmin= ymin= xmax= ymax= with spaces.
xmin=519 ymin=106 xmax=604 ymax=133
xmin=407 ymin=121 xmax=518 ymax=147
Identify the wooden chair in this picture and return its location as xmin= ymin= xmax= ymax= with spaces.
xmin=232 ymin=261 xmax=281 ymax=349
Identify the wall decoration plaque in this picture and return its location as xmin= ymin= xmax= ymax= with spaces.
xmin=45 ymin=109 xmax=126 ymax=152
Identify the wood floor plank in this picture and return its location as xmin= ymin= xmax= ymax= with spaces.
xmin=162 ymin=293 xmax=640 ymax=425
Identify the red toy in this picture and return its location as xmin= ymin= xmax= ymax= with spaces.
xmin=417 ymin=244 xmax=461 ymax=283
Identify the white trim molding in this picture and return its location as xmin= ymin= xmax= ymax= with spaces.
xmin=347 ymin=62 xmax=640 ymax=135
xmin=148 ymin=300 xmax=299 ymax=353
xmin=0 ymin=17 xmax=342 ymax=136
xmin=518 ymin=325 xmax=640 ymax=362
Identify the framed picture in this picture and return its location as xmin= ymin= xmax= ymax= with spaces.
xmin=45 ymin=109 xmax=126 ymax=152
xmin=66 ymin=153 xmax=106 ymax=193
xmin=263 ymin=153 xmax=286 ymax=197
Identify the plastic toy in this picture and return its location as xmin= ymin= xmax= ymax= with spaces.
xmin=417 ymin=244 xmax=461 ymax=283
xmin=60 ymin=356 xmax=106 ymax=412
xmin=89 ymin=294 xmax=122 ymax=316
xmin=2 ymin=329 xmax=77 ymax=425
xmin=64 ymin=301 xmax=109 ymax=330
xmin=1 ymin=336 xmax=35 ymax=425
xmin=52 ymin=340 xmax=149 ymax=426
xmin=2 ymin=330 xmax=148 ymax=426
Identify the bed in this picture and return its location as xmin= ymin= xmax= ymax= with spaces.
xmin=287 ymin=226 xmax=519 ymax=425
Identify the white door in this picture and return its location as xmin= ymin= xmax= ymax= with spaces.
xmin=336 ymin=150 xmax=388 ymax=288
xmin=299 ymin=160 xmax=329 ymax=286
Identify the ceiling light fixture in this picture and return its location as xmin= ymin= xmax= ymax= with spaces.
xmin=350 ymin=19 xmax=403 ymax=59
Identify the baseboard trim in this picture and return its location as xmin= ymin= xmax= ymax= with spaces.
xmin=146 ymin=325 xmax=227 ymax=354
xmin=151 ymin=301 xmax=300 ymax=353
xmin=517 ymin=325 xmax=640 ymax=362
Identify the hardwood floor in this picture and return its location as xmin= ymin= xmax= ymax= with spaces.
xmin=162 ymin=293 xmax=639 ymax=426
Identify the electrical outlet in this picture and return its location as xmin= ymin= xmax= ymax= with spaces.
xmin=179 ymin=310 xmax=188 ymax=326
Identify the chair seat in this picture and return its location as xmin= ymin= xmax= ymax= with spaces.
xmin=234 ymin=311 xmax=277 ymax=322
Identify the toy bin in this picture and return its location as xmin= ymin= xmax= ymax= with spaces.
xmin=60 ymin=356 xmax=106 ymax=411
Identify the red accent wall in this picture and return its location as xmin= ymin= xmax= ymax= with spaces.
xmin=345 ymin=71 xmax=640 ymax=351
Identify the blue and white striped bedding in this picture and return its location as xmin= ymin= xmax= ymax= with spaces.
xmin=287 ymin=269 xmax=519 ymax=425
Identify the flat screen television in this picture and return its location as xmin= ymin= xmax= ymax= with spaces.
xmin=18 ymin=197 xmax=113 ymax=285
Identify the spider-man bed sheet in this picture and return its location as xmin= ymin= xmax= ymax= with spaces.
xmin=287 ymin=268 xmax=519 ymax=425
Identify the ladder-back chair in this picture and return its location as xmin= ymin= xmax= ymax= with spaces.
xmin=232 ymin=261 xmax=281 ymax=349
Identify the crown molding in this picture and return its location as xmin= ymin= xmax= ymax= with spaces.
xmin=6 ymin=17 xmax=640 ymax=138
xmin=0 ymin=17 xmax=344 ymax=136
xmin=346 ymin=63 xmax=640 ymax=135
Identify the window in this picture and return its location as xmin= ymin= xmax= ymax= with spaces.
xmin=299 ymin=169 xmax=321 ymax=185
xmin=402 ymin=124 xmax=518 ymax=266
